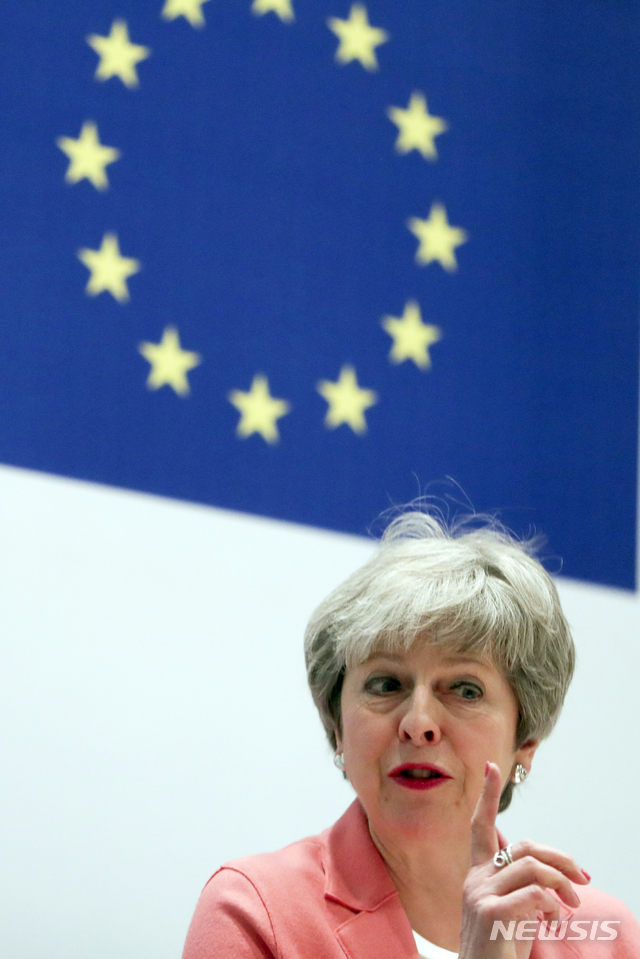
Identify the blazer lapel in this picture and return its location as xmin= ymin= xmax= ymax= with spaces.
xmin=335 ymin=898 xmax=418 ymax=959
xmin=322 ymin=801 xmax=418 ymax=959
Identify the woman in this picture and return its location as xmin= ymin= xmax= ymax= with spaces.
xmin=182 ymin=511 xmax=639 ymax=958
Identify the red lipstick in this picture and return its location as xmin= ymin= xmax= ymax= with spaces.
xmin=388 ymin=763 xmax=452 ymax=791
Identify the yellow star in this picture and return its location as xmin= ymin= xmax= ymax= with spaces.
xmin=382 ymin=300 xmax=442 ymax=370
xmin=77 ymin=233 xmax=141 ymax=303
xmin=161 ymin=0 xmax=210 ymax=28
xmin=387 ymin=92 xmax=448 ymax=161
xmin=327 ymin=4 xmax=389 ymax=71
xmin=407 ymin=202 xmax=468 ymax=272
xmin=317 ymin=365 xmax=378 ymax=435
xmin=228 ymin=374 xmax=291 ymax=444
xmin=87 ymin=20 xmax=150 ymax=89
xmin=56 ymin=121 xmax=120 ymax=192
xmin=252 ymin=0 xmax=295 ymax=23
xmin=139 ymin=327 xmax=201 ymax=397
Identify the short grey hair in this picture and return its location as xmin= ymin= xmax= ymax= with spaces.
xmin=304 ymin=510 xmax=575 ymax=812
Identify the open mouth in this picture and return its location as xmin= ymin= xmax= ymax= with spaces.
xmin=389 ymin=764 xmax=450 ymax=789
xmin=397 ymin=768 xmax=442 ymax=780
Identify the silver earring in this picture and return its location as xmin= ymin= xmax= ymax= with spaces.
xmin=514 ymin=764 xmax=528 ymax=784
xmin=334 ymin=753 xmax=345 ymax=771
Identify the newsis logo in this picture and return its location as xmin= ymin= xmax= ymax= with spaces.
xmin=490 ymin=920 xmax=621 ymax=942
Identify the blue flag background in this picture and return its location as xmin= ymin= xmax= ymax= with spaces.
xmin=1 ymin=0 xmax=638 ymax=588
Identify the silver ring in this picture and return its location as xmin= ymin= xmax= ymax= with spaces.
xmin=493 ymin=844 xmax=514 ymax=868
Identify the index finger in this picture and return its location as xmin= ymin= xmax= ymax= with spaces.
xmin=470 ymin=761 xmax=502 ymax=866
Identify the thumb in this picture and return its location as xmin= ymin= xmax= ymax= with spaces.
xmin=470 ymin=762 xmax=502 ymax=866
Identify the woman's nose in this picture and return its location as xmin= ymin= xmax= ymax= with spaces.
xmin=398 ymin=687 xmax=442 ymax=745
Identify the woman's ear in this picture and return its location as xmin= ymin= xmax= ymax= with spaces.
xmin=513 ymin=738 xmax=539 ymax=779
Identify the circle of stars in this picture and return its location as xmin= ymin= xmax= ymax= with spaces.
xmin=57 ymin=3 xmax=466 ymax=441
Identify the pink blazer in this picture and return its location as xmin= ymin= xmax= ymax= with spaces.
xmin=182 ymin=800 xmax=639 ymax=958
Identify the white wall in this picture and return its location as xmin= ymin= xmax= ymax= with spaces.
xmin=0 ymin=464 xmax=637 ymax=959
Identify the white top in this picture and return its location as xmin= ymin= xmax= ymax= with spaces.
xmin=412 ymin=929 xmax=459 ymax=959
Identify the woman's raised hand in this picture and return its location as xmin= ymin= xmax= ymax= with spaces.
xmin=459 ymin=762 xmax=589 ymax=959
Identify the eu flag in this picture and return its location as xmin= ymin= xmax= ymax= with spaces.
xmin=1 ymin=0 xmax=638 ymax=588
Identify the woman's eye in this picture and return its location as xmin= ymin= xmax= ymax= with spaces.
xmin=365 ymin=675 xmax=402 ymax=695
xmin=451 ymin=681 xmax=483 ymax=700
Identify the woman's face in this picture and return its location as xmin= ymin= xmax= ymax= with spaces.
xmin=336 ymin=640 xmax=538 ymax=846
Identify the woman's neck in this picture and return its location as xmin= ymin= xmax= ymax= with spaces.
xmin=368 ymin=819 xmax=469 ymax=952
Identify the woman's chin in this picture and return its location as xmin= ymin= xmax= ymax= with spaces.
xmin=372 ymin=782 xmax=470 ymax=837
